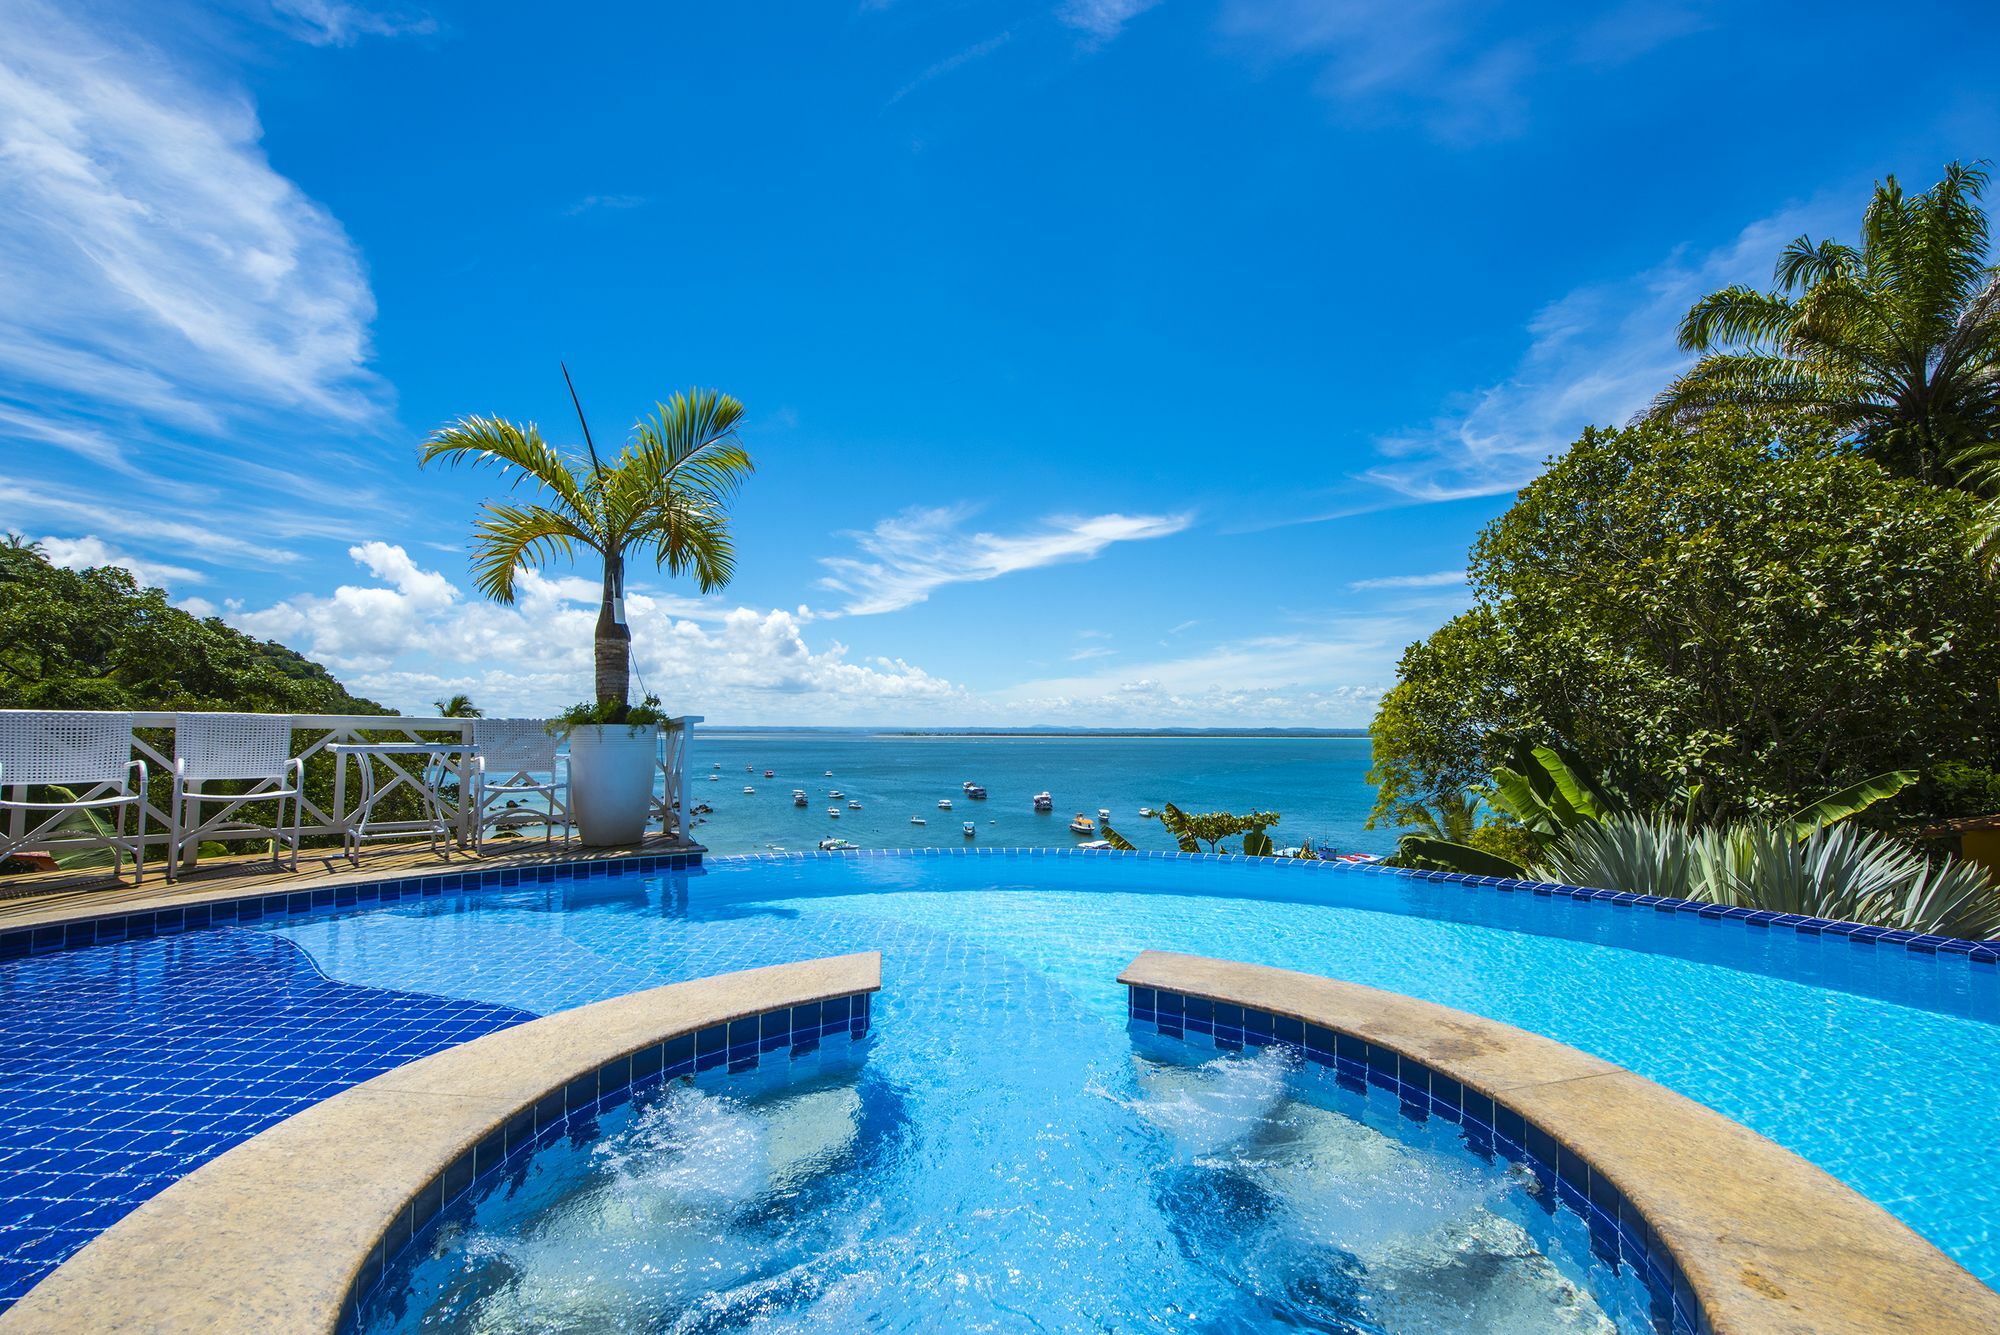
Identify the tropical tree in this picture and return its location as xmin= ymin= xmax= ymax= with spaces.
xmin=420 ymin=371 xmax=753 ymax=721
xmin=1651 ymin=161 xmax=2000 ymax=487
xmin=1367 ymin=408 xmax=2000 ymax=827
xmin=433 ymin=694 xmax=482 ymax=719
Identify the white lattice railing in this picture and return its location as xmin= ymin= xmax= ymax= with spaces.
xmin=2 ymin=713 xmax=700 ymax=866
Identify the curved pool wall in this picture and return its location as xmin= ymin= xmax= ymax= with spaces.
xmin=2 ymin=847 xmax=1998 ymax=1312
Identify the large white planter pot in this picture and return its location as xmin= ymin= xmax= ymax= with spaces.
xmin=567 ymin=724 xmax=658 ymax=846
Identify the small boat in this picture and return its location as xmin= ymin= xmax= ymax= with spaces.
xmin=962 ymin=822 xmax=976 ymax=838
xmin=937 ymin=798 xmax=952 ymax=810
xmin=829 ymin=789 xmax=845 ymax=799
xmin=911 ymin=816 xmax=926 ymax=825
xmin=1078 ymin=839 xmax=1112 ymax=850
xmin=965 ymin=784 xmax=987 ymax=799
xmin=848 ymin=800 xmax=863 ymax=810
xmin=792 ymin=790 xmax=808 ymax=806
xmin=711 ymin=762 xmax=721 ymax=770
xmin=1069 ymin=814 xmax=1096 ymax=836
xmin=962 ymin=780 xmax=977 ymax=791
xmin=708 ymin=774 xmax=719 ymax=782
xmin=1033 ymin=791 xmax=1053 ymax=812
xmin=1138 ymin=807 xmax=1155 ymax=818
xmin=745 ymin=765 xmax=753 ymax=772
xmin=818 ymin=837 xmax=857 ymax=852
xmin=827 ymin=807 xmax=841 ymax=818
xmin=1097 ymin=808 xmax=1110 ymax=822
xmin=824 ymin=770 xmax=834 ymax=777
xmin=764 ymin=769 xmax=775 ymax=778
xmin=742 ymin=785 xmax=755 ymax=794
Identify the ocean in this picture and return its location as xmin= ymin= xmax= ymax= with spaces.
xmin=679 ymin=730 xmax=1400 ymax=857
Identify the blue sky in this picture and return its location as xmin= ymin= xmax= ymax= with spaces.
xmin=3 ymin=0 xmax=1996 ymax=725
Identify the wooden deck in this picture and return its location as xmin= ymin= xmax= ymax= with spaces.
xmin=0 ymin=834 xmax=701 ymax=932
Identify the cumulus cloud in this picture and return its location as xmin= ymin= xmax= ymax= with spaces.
xmin=37 ymin=534 xmax=203 ymax=589
xmin=818 ymin=505 xmax=1192 ymax=615
xmin=229 ymin=543 xmax=971 ymax=721
xmin=0 ymin=0 xmax=387 ymax=460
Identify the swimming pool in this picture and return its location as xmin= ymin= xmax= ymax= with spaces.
xmin=1 ymin=850 xmax=1995 ymax=1314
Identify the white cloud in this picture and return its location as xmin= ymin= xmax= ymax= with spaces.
xmin=1068 ymin=646 xmax=1117 ymax=661
xmin=271 ymin=1 xmax=438 ymax=46
xmin=37 ymin=534 xmax=203 ymax=588
xmin=175 ymin=595 xmax=219 ymax=617
xmin=1216 ymin=0 xmax=1705 ymax=143
xmin=887 ymin=31 xmax=1013 ymax=107
xmin=229 ymin=544 xmax=972 ymax=721
xmin=1058 ymin=0 xmax=1162 ymax=44
xmin=1347 ymin=569 xmax=1465 ymax=591
xmin=1353 ymin=196 xmax=1844 ymax=504
xmin=818 ymin=505 xmax=1193 ymax=615
xmin=564 ymin=193 xmax=648 ymax=216
xmin=0 ymin=0 xmax=387 ymax=459
xmin=0 ymin=474 xmax=302 ymax=567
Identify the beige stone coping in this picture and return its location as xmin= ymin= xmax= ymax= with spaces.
xmin=3 ymin=952 xmax=881 ymax=1335
xmin=1119 ymin=949 xmax=2000 ymax=1335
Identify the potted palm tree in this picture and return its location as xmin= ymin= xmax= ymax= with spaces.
xmin=420 ymin=369 xmax=752 ymax=845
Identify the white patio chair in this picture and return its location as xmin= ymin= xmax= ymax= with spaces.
xmin=168 ymin=713 xmax=303 ymax=881
xmin=0 ymin=711 xmax=149 ymax=882
xmin=471 ymin=718 xmax=571 ymax=850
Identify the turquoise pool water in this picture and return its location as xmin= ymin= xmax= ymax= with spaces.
xmin=266 ymin=853 xmax=2000 ymax=1299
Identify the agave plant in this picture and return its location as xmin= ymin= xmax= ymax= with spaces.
xmin=1534 ymin=813 xmax=2000 ymax=939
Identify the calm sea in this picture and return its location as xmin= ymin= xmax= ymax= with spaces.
xmin=679 ymin=730 xmax=1399 ymax=857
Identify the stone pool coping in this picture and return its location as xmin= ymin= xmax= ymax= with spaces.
xmin=1120 ymin=949 xmax=2000 ymax=1335
xmin=0 ymin=952 xmax=881 ymax=1335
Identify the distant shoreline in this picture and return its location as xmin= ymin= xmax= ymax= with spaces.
xmin=700 ymin=726 xmax=1371 ymax=740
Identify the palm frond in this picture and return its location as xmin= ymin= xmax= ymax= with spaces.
xmin=466 ymin=503 xmax=596 ymax=604
xmin=420 ymin=417 xmax=597 ymax=529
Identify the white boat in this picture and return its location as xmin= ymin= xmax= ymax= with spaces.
xmin=827 ymin=807 xmax=841 ymax=818
xmin=792 ymin=790 xmax=808 ymax=806
xmin=745 ymin=765 xmax=753 ymax=772
xmin=962 ymin=821 xmax=976 ymax=838
xmin=1078 ymin=839 xmax=1112 ymax=850
xmin=1097 ymin=808 xmax=1110 ymax=822
xmin=937 ymin=798 xmax=952 ymax=810
xmin=742 ymin=785 xmax=755 ymax=794
xmin=829 ymin=789 xmax=845 ymax=799
xmin=708 ymin=774 xmax=719 ymax=782
xmin=1069 ymin=814 xmax=1096 ymax=836
xmin=1033 ymin=791 xmax=1053 ymax=812
xmin=818 ymin=837 xmax=857 ymax=852
xmin=764 ymin=769 xmax=775 ymax=778
xmin=1138 ymin=807 xmax=1155 ymax=818
xmin=848 ymin=800 xmax=863 ymax=810
xmin=711 ymin=762 xmax=721 ymax=770
xmin=964 ymin=784 xmax=987 ymax=799
xmin=911 ymin=816 xmax=926 ymax=825
xmin=824 ymin=770 xmax=834 ymax=777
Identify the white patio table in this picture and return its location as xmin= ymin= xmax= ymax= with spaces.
xmin=328 ymin=740 xmax=478 ymax=864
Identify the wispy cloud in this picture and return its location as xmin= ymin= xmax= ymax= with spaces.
xmin=1217 ymin=0 xmax=1707 ymax=143
xmin=1356 ymin=197 xmax=1841 ymax=502
xmin=1058 ymin=0 xmax=1162 ymax=46
xmin=270 ymin=1 xmax=438 ymax=46
xmin=1347 ymin=569 xmax=1466 ymax=591
xmin=1069 ymin=645 xmax=1117 ymax=661
xmin=564 ymin=193 xmax=648 ymax=217
xmin=818 ymin=505 xmax=1193 ymax=615
xmin=886 ymin=31 xmax=1013 ymax=107
xmin=0 ymin=1 xmax=388 ymax=460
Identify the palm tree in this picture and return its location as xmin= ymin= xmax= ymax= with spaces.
xmin=1650 ymin=161 xmax=2000 ymax=487
xmin=420 ymin=370 xmax=753 ymax=720
xmin=433 ymin=693 xmax=482 ymax=718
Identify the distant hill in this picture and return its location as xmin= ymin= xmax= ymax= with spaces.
xmin=0 ymin=539 xmax=387 ymax=715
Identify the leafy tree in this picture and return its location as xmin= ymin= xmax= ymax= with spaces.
xmin=1652 ymin=161 xmax=2000 ymax=488
xmin=1157 ymin=802 xmax=1280 ymax=854
xmin=420 ymin=370 xmax=753 ymax=720
xmin=1366 ymin=409 xmax=2000 ymax=825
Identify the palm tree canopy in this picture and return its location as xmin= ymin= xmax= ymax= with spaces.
xmin=434 ymin=693 xmax=482 ymax=718
xmin=1650 ymin=161 xmax=2000 ymax=486
xmin=418 ymin=388 xmax=754 ymax=605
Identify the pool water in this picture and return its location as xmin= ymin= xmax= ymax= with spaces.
xmin=2 ymin=851 xmax=1996 ymax=1314
xmin=366 ymin=1033 xmax=1654 ymax=1334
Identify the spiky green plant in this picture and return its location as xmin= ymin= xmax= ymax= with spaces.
xmin=1652 ymin=161 xmax=2000 ymax=487
xmin=420 ymin=373 xmax=752 ymax=719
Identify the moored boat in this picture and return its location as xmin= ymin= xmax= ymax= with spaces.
xmin=911 ymin=816 xmax=926 ymax=825
xmin=792 ymin=789 xmax=808 ymax=806
xmin=1138 ymin=806 xmax=1155 ymax=818
xmin=962 ymin=821 xmax=976 ymax=838
xmin=1033 ymin=791 xmax=1053 ymax=811
xmin=1069 ymin=814 xmax=1096 ymax=836
xmin=938 ymin=798 xmax=952 ymax=809
xmin=817 ymin=837 xmax=857 ymax=851
xmin=743 ymin=785 xmax=755 ymax=794
xmin=848 ymin=800 xmax=863 ymax=810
